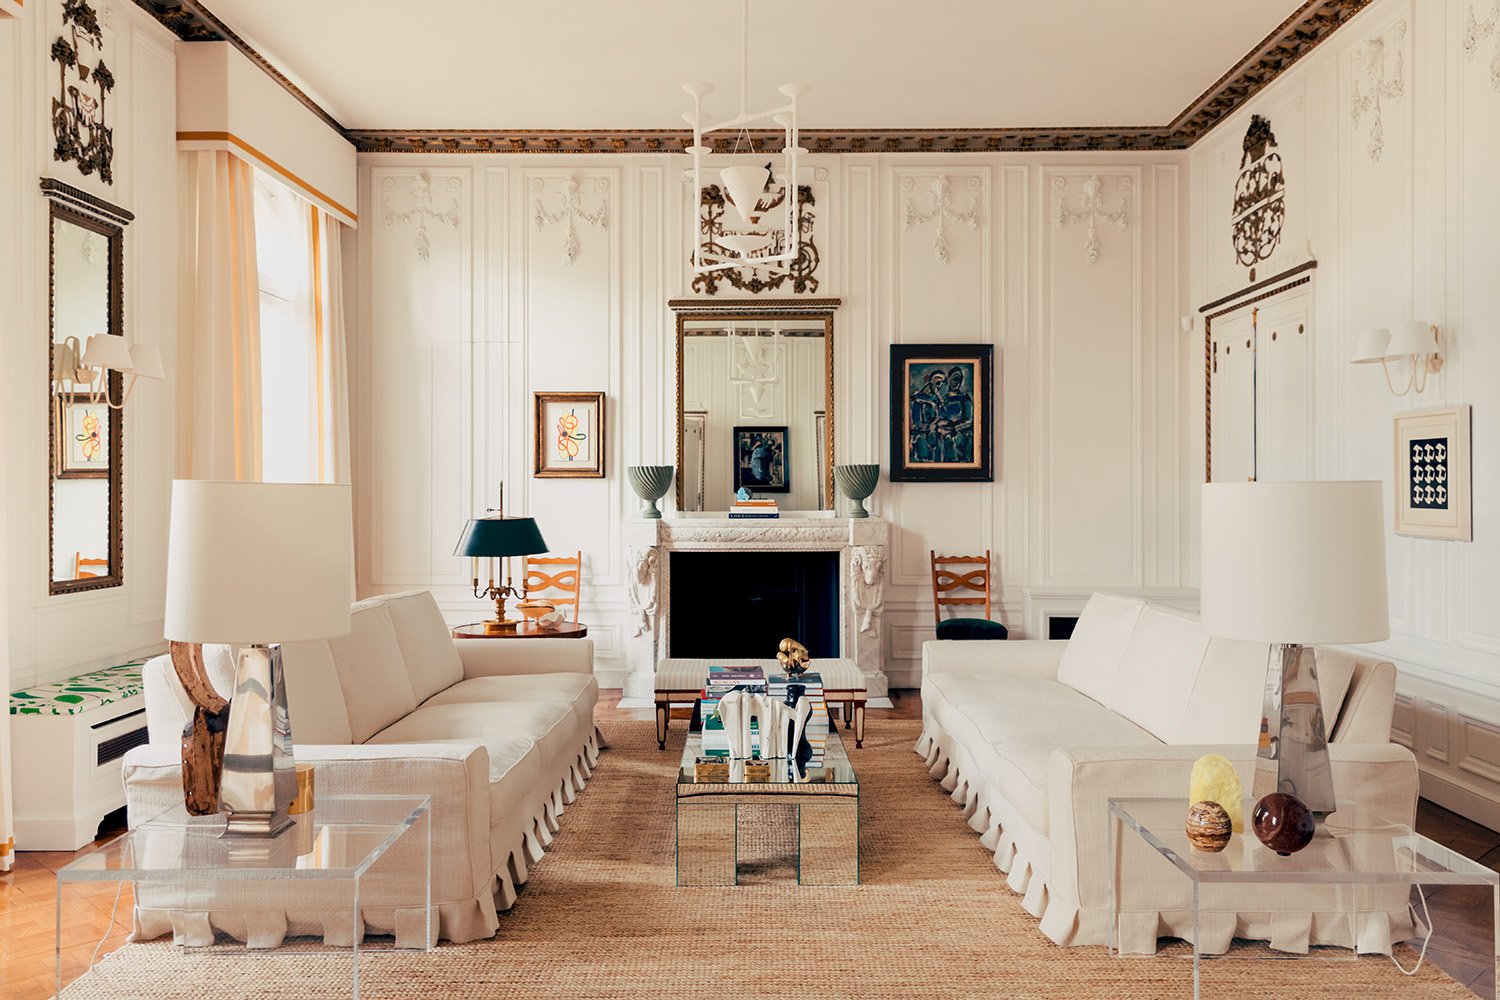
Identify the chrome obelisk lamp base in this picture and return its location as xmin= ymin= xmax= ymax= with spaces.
xmin=220 ymin=643 xmax=297 ymax=837
xmin=1253 ymin=642 xmax=1336 ymax=815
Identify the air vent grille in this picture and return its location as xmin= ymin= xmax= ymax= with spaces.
xmin=97 ymin=726 xmax=149 ymax=766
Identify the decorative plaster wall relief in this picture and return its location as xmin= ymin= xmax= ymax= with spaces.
xmin=1465 ymin=3 xmax=1500 ymax=92
xmin=1351 ymin=20 xmax=1407 ymax=164
xmin=383 ymin=174 xmax=460 ymax=263
xmin=1232 ymin=115 xmax=1286 ymax=267
xmin=627 ymin=545 xmax=659 ymax=638
xmin=690 ymin=182 xmax=820 ymax=295
xmin=1053 ymin=175 xmax=1130 ymax=266
xmin=532 ymin=176 xmax=609 ymax=265
xmin=51 ymin=0 xmax=115 ymax=184
xmin=850 ymin=545 xmax=886 ymax=635
xmin=902 ymin=176 xmax=981 ymax=265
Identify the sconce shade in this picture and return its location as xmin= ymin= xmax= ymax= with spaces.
xmin=1200 ymin=481 xmax=1389 ymax=646
xmin=81 ymin=333 xmax=133 ymax=372
xmin=165 ymin=481 xmax=354 ymax=645
xmin=719 ymin=163 xmax=772 ymax=226
xmin=1385 ymin=320 xmax=1438 ymax=358
xmin=1350 ymin=328 xmax=1391 ymax=364
xmin=453 ymin=517 xmax=548 ymax=558
xmin=128 ymin=343 xmax=166 ymax=380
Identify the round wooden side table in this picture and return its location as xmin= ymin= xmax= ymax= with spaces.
xmin=451 ymin=621 xmax=589 ymax=639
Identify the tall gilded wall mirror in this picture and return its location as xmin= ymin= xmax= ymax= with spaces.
xmin=670 ymin=299 xmax=839 ymax=513
xmin=46 ymin=181 xmax=131 ymax=594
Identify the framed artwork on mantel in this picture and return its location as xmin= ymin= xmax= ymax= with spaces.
xmin=534 ymin=391 xmax=605 ymax=479
xmin=889 ymin=344 xmax=994 ymax=482
xmin=1394 ymin=405 xmax=1471 ymax=541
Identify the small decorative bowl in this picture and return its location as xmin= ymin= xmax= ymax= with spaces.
xmin=517 ymin=600 xmax=556 ymax=622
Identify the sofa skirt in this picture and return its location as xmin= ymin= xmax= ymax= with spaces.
xmin=914 ymin=726 xmax=1424 ymax=956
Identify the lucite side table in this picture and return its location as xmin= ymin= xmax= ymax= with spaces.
xmin=1108 ymin=797 xmax=1498 ymax=999
xmin=56 ymin=794 xmax=432 ymax=998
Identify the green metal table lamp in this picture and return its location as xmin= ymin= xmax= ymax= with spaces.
xmin=454 ymin=485 xmax=549 ymax=634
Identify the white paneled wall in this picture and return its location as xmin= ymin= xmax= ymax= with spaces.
xmin=2 ymin=3 xmax=180 ymax=691
xmin=355 ymin=153 xmax=1189 ymax=689
xmin=1188 ymin=0 xmax=1500 ymax=824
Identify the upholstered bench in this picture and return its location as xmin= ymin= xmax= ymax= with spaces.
xmin=654 ymin=657 xmax=867 ymax=750
xmin=9 ymin=660 xmax=149 ymax=849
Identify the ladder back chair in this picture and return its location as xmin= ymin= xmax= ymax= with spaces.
xmin=525 ymin=551 xmax=583 ymax=621
xmin=930 ymin=550 xmax=1008 ymax=641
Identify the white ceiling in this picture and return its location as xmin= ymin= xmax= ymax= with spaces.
xmin=208 ymin=0 xmax=1303 ymax=131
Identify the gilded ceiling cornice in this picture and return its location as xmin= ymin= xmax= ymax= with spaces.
xmin=136 ymin=0 xmax=1372 ymax=155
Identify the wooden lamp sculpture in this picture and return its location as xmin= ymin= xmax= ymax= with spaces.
xmin=172 ymin=641 xmax=230 ymax=816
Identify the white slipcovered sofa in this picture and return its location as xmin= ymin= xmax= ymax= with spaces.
xmin=122 ymin=590 xmax=601 ymax=946
xmin=917 ymin=591 xmax=1420 ymax=955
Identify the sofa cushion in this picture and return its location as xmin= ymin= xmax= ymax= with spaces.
xmin=1055 ymin=592 xmax=1146 ymax=704
xmin=363 ymin=724 xmax=545 ymax=833
xmin=279 ymin=639 xmax=353 ymax=745
xmin=422 ymin=674 xmax=598 ymax=737
xmin=1106 ymin=604 xmax=1208 ymax=743
xmin=1174 ymin=636 xmax=1266 ymax=744
xmin=368 ymin=701 xmax=578 ymax=781
xmin=378 ymin=590 xmax=465 ymax=704
xmin=328 ymin=602 xmax=419 ymax=743
xmin=1311 ymin=647 xmax=1357 ymax=735
xmin=926 ymin=673 xmax=1158 ymax=833
xmin=936 ymin=618 xmax=1009 ymax=641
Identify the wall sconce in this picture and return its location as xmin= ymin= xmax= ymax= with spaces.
xmin=78 ymin=333 xmax=165 ymax=406
xmin=1351 ymin=320 xmax=1443 ymax=396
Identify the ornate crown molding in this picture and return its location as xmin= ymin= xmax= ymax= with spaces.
xmin=136 ymin=0 xmax=1372 ymax=155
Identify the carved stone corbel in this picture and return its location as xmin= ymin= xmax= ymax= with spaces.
xmin=627 ymin=545 xmax=660 ymax=638
xmin=850 ymin=545 xmax=887 ymax=635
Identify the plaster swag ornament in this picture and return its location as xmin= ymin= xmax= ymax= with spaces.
xmin=1231 ymin=115 xmax=1286 ymax=267
xmin=1351 ymin=21 xmax=1407 ymax=164
xmin=1054 ymin=175 xmax=1130 ymax=266
xmin=850 ymin=545 xmax=886 ymax=635
xmin=1464 ymin=2 xmax=1500 ymax=93
xmin=902 ymin=176 xmax=981 ymax=265
xmin=51 ymin=0 xmax=115 ymax=184
xmin=626 ymin=546 xmax=660 ymax=638
xmin=384 ymin=174 xmax=460 ymax=263
xmin=532 ymin=176 xmax=609 ymax=265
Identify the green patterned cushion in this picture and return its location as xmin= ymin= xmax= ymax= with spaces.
xmin=9 ymin=661 xmax=147 ymax=716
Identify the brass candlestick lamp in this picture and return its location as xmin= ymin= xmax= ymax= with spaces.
xmin=454 ymin=484 xmax=549 ymax=634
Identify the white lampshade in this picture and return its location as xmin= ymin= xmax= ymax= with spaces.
xmin=127 ymin=343 xmax=165 ymax=380
xmin=720 ymin=163 xmax=772 ymax=225
xmin=81 ymin=333 xmax=133 ymax=372
xmin=1350 ymin=327 xmax=1391 ymax=364
xmin=1200 ymin=481 xmax=1389 ymax=645
xmin=165 ymin=481 xmax=354 ymax=644
xmin=1385 ymin=320 xmax=1438 ymax=357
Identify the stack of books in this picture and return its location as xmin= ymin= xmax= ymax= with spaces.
xmin=768 ymin=672 xmax=830 ymax=767
xmin=700 ymin=665 xmax=766 ymax=757
xmin=728 ymin=497 xmax=779 ymax=519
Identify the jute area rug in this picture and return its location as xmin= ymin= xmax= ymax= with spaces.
xmin=65 ymin=720 xmax=1470 ymax=999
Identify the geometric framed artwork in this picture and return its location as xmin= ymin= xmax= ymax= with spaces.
xmin=534 ymin=391 xmax=606 ymax=479
xmin=57 ymin=393 xmax=110 ymax=479
xmin=889 ymin=343 xmax=994 ymax=482
xmin=1394 ymin=405 xmax=1471 ymax=541
xmin=732 ymin=425 xmax=789 ymax=494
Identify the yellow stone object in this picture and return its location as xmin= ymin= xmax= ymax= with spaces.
xmin=1189 ymin=753 xmax=1244 ymax=833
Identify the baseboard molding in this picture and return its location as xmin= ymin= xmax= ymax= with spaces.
xmin=1417 ymin=768 xmax=1500 ymax=834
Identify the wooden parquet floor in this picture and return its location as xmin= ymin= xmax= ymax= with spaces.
xmin=2 ymin=690 xmax=1492 ymax=999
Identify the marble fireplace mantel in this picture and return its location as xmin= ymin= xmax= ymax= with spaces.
xmin=619 ymin=515 xmax=890 ymax=704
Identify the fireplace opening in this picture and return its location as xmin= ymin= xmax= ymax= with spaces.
xmin=669 ymin=551 xmax=840 ymax=659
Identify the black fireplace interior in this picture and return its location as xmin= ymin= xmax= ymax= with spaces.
xmin=669 ymin=551 xmax=840 ymax=659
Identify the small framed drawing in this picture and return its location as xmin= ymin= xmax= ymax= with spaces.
xmin=1394 ymin=405 xmax=1471 ymax=541
xmin=890 ymin=344 xmax=994 ymax=482
xmin=57 ymin=393 xmax=109 ymax=479
xmin=733 ymin=425 xmax=789 ymax=494
xmin=534 ymin=391 xmax=606 ymax=479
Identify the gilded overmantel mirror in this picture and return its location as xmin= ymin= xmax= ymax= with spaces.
xmin=670 ymin=298 xmax=839 ymax=513
xmin=45 ymin=179 xmax=133 ymax=595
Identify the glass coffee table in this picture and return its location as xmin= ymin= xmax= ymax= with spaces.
xmin=56 ymin=794 xmax=432 ymax=999
xmin=1108 ymin=797 xmax=1499 ymax=999
xmin=675 ymin=730 xmax=859 ymax=886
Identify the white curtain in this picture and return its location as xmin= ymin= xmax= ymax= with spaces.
xmin=179 ymin=150 xmax=262 ymax=482
xmin=311 ymin=209 xmax=351 ymax=486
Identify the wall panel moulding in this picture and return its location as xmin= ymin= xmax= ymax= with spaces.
xmin=136 ymin=0 xmax=1371 ymax=155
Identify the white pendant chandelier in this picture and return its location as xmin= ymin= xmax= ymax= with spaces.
xmin=683 ymin=0 xmax=808 ymax=276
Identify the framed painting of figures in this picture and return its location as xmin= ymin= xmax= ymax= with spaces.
xmin=889 ymin=344 xmax=994 ymax=482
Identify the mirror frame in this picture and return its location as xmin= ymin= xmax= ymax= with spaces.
xmin=44 ymin=179 xmax=133 ymax=595
xmin=669 ymin=297 xmax=840 ymax=512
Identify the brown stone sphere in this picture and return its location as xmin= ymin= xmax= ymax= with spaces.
xmin=1186 ymin=800 xmax=1233 ymax=852
xmin=1251 ymin=792 xmax=1316 ymax=856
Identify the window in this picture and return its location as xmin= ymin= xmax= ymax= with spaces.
xmin=253 ymin=170 xmax=316 ymax=483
